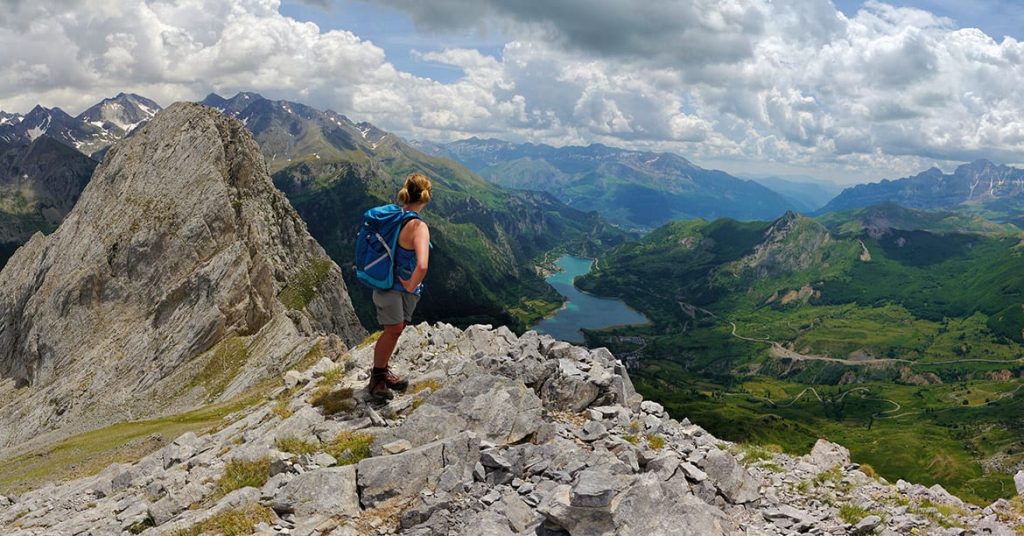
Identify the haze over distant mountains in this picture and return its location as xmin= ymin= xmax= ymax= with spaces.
xmin=415 ymin=138 xmax=799 ymax=229
xmin=820 ymin=160 xmax=1024 ymax=223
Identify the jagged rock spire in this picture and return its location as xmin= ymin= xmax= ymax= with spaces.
xmin=0 ymin=102 xmax=365 ymax=448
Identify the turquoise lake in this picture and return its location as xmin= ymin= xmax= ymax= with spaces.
xmin=531 ymin=255 xmax=649 ymax=343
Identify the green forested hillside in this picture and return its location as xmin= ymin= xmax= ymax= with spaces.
xmin=577 ymin=204 xmax=1024 ymax=503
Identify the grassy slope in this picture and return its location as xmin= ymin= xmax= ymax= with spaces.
xmin=0 ymin=394 xmax=260 ymax=495
xmin=578 ymin=208 xmax=1024 ymax=502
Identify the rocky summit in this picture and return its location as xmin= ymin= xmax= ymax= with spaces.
xmin=1 ymin=323 xmax=1021 ymax=535
xmin=0 ymin=103 xmax=365 ymax=450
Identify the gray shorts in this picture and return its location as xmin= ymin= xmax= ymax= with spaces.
xmin=372 ymin=289 xmax=420 ymax=326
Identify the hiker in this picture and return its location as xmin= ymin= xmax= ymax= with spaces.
xmin=363 ymin=172 xmax=432 ymax=399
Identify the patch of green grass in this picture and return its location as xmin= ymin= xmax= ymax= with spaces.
xmin=622 ymin=434 xmax=639 ymax=445
xmin=271 ymin=399 xmax=292 ymax=419
xmin=127 ymin=518 xmax=155 ymax=534
xmin=647 ymin=434 xmax=666 ymax=450
xmin=838 ymin=503 xmax=869 ymax=524
xmin=732 ymin=443 xmax=783 ymax=465
xmin=275 ymin=437 xmax=320 ymax=456
xmin=357 ymin=331 xmax=383 ymax=349
xmin=310 ymin=387 xmax=356 ymax=415
xmin=0 ymin=394 xmax=260 ymax=496
xmin=814 ymin=466 xmax=844 ymax=486
xmin=325 ymin=431 xmax=373 ymax=466
xmin=293 ymin=341 xmax=325 ymax=371
xmin=188 ymin=337 xmax=250 ymax=400
xmin=279 ymin=259 xmax=333 ymax=310
xmin=318 ymin=366 xmax=345 ymax=386
xmin=214 ymin=458 xmax=270 ymax=500
xmin=171 ymin=503 xmax=274 ymax=536
xmin=409 ymin=379 xmax=440 ymax=395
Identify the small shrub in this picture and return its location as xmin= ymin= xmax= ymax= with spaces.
xmin=171 ymin=503 xmax=274 ymax=536
xmin=275 ymin=436 xmax=320 ymax=456
xmin=859 ymin=463 xmax=878 ymax=479
xmin=310 ymin=387 xmax=356 ymax=415
xmin=326 ymin=431 xmax=374 ymax=466
xmin=622 ymin=434 xmax=639 ymax=445
xmin=814 ymin=466 xmax=843 ymax=486
xmin=838 ymin=503 xmax=868 ymax=524
xmin=271 ymin=398 xmax=293 ymax=419
xmin=627 ymin=420 xmax=642 ymax=433
xmin=647 ymin=434 xmax=666 ymax=450
xmin=214 ymin=458 xmax=270 ymax=499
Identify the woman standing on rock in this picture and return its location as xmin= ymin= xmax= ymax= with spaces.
xmin=368 ymin=172 xmax=432 ymax=399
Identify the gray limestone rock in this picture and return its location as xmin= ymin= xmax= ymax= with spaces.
xmin=540 ymin=369 xmax=600 ymax=412
xmin=1015 ymin=470 xmax=1024 ymax=496
xmin=806 ymin=438 xmax=851 ymax=472
xmin=271 ymin=466 xmax=359 ymax=517
xmin=699 ymin=449 xmax=760 ymax=504
xmin=357 ymin=431 xmax=480 ymax=508
xmin=384 ymin=373 xmax=542 ymax=448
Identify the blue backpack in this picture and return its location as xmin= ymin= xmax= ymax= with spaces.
xmin=355 ymin=204 xmax=422 ymax=290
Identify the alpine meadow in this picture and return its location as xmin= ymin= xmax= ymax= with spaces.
xmin=2 ymin=1 xmax=1024 ymax=535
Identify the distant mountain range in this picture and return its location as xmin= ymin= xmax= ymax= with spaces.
xmin=0 ymin=93 xmax=160 ymax=159
xmin=820 ymin=160 xmax=1024 ymax=221
xmin=414 ymin=137 xmax=798 ymax=229
xmin=744 ymin=175 xmax=844 ymax=213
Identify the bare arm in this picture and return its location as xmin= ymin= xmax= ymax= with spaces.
xmin=400 ymin=221 xmax=430 ymax=292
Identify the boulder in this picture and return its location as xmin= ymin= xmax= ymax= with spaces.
xmin=383 ymin=373 xmax=542 ymax=448
xmin=272 ymin=466 xmax=359 ymax=517
xmin=357 ymin=432 xmax=480 ymax=508
xmin=540 ymin=368 xmax=600 ymax=412
xmin=1015 ymin=470 xmax=1024 ymax=496
xmin=611 ymin=474 xmax=728 ymax=536
xmin=807 ymin=439 xmax=851 ymax=472
xmin=572 ymin=469 xmax=622 ymax=507
xmin=699 ymin=449 xmax=760 ymax=504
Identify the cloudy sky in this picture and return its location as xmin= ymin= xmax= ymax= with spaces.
xmin=3 ymin=0 xmax=1024 ymax=183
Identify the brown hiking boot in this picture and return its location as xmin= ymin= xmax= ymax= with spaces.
xmin=367 ymin=370 xmax=394 ymax=401
xmin=370 ymin=366 xmax=408 ymax=392
xmin=368 ymin=367 xmax=407 ymax=400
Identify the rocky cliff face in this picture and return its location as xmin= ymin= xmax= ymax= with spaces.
xmin=820 ymin=160 xmax=1024 ymax=214
xmin=0 ymin=103 xmax=365 ymax=449
xmin=1 ymin=323 xmax=1020 ymax=535
xmin=734 ymin=212 xmax=833 ymax=280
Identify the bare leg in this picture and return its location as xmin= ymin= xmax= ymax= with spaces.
xmin=373 ymin=322 xmax=405 ymax=369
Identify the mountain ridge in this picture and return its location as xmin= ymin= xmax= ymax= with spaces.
xmin=820 ymin=159 xmax=1024 ymax=217
xmin=415 ymin=137 xmax=798 ymax=229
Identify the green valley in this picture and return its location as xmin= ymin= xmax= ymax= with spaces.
xmin=576 ymin=204 xmax=1024 ymax=503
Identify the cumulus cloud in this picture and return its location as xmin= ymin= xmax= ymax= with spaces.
xmin=2 ymin=0 xmax=1024 ymax=181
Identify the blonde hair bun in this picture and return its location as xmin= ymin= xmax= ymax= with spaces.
xmin=398 ymin=172 xmax=432 ymax=205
